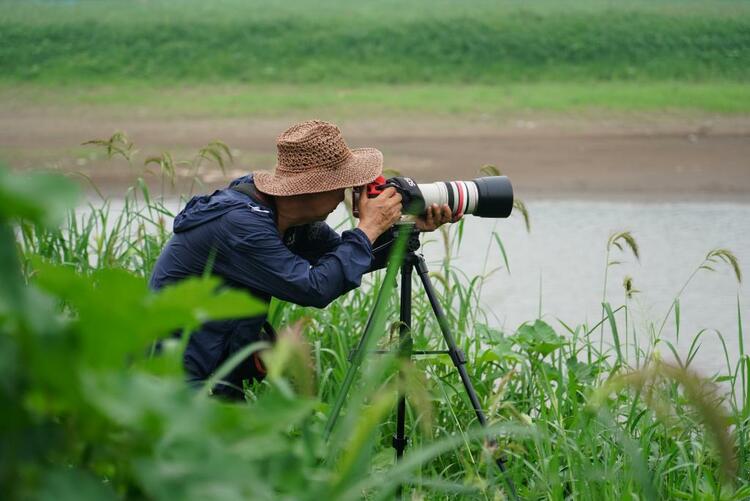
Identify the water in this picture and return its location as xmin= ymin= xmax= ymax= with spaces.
xmin=414 ymin=200 xmax=750 ymax=379
xmin=98 ymin=197 xmax=749 ymax=378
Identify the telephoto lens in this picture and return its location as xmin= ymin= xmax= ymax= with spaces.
xmin=382 ymin=175 xmax=513 ymax=218
xmin=352 ymin=175 xmax=513 ymax=219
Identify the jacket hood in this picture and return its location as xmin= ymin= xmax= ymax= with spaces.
xmin=173 ymin=175 xmax=274 ymax=233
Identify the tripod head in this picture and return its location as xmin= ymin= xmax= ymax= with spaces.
xmin=370 ymin=223 xmax=423 ymax=266
xmin=387 ymin=222 xmax=422 ymax=254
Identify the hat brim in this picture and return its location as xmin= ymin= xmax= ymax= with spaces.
xmin=253 ymin=147 xmax=383 ymax=196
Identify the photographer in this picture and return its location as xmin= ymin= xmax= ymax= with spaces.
xmin=149 ymin=120 xmax=456 ymax=399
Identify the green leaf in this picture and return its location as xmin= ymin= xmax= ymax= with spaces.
xmin=513 ymin=319 xmax=566 ymax=357
xmin=0 ymin=223 xmax=23 ymax=315
xmin=566 ymin=357 xmax=600 ymax=383
xmin=479 ymin=345 xmax=524 ymax=365
xmin=38 ymin=468 xmax=118 ymax=501
xmin=475 ymin=322 xmax=504 ymax=344
xmin=0 ymin=166 xmax=78 ymax=227
xmin=603 ymin=302 xmax=623 ymax=364
xmin=493 ymin=232 xmax=511 ymax=273
xmin=32 ymin=262 xmax=266 ymax=369
xmin=478 ymin=333 xmax=524 ymax=364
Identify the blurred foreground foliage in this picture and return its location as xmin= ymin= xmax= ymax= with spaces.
xmin=0 ymin=167 xmax=456 ymax=499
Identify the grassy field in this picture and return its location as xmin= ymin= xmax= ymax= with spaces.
xmin=2 ymin=0 xmax=749 ymax=116
xmin=1 ymin=0 xmax=749 ymax=84
xmin=3 ymin=81 xmax=750 ymax=116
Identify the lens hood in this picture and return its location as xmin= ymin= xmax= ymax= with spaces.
xmin=472 ymin=176 xmax=513 ymax=218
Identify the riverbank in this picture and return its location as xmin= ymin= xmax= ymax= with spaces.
xmin=2 ymin=102 xmax=748 ymax=202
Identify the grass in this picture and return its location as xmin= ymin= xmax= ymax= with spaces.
xmin=3 ymin=81 xmax=750 ymax=117
xmin=3 ymin=136 xmax=748 ymax=499
xmin=1 ymin=0 xmax=749 ymax=84
xmin=6 ymin=0 xmax=750 ymax=23
xmin=2 ymin=0 xmax=749 ymax=117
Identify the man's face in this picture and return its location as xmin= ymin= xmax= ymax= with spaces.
xmin=306 ymin=188 xmax=345 ymax=221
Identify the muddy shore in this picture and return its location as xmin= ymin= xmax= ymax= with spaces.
xmin=2 ymin=111 xmax=749 ymax=202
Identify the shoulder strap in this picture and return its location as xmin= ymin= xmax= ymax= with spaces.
xmin=231 ymin=182 xmax=276 ymax=212
xmin=231 ymin=183 xmax=259 ymax=199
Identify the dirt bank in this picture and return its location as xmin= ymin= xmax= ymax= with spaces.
xmin=2 ymin=111 xmax=749 ymax=201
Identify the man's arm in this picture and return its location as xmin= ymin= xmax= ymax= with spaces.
xmin=291 ymin=221 xmax=394 ymax=272
xmin=218 ymin=210 xmax=374 ymax=308
xmin=286 ymin=222 xmax=342 ymax=264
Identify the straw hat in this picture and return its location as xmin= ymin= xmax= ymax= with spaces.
xmin=253 ymin=120 xmax=383 ymax=196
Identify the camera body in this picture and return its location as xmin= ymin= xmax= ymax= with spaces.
xmin=352 ymin=175 xmax=513 ymax=219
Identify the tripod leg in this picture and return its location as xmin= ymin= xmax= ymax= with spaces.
xmin=414 ymin=257 xmax=487 ymax=423
xmin=325 ymin=263 xmax=392 ymax=439
xmin=393 ymin=258 xmax=413 ymax=499
xmin=413 ymin=256 xmax=519 ymax=500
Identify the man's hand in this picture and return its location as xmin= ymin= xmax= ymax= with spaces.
xmin=357 ymin=186 xmax=403 ymax=243
xmin=415 ymin=203 xmax=461 ymax=232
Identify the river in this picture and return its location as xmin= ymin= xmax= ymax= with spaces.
xmin=96 ymin=195 xmax=749 ymax=380
xmin=414 ymin=199 xmax=749 ymax=379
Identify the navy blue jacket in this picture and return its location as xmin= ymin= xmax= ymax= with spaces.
xmin=149 ymin=175 xmax=389 ymax=397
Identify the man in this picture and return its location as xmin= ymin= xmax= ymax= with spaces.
xmin=150 ymin=120 xmax=455 ymax=399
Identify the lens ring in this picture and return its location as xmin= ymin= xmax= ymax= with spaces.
xmin=456 ymin=182 xmax=465 ymax=216
xmin=443 ymin=182 xmax=454 ymax=212
xmin=466 ymin=181 xmax=479 ymax=214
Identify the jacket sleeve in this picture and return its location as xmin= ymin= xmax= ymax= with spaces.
xmin=218 ymin=210 xmax=374 ymax=308
xmin=288 ymin=222 xmax=344 ymax=265
xmin=292 ymin=222 xmax=395 ymax=272
xmin=368 ymin=230 xmax=395 ymax=272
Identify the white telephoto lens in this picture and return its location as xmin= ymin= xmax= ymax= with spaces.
xmin=417 ymin=182 xmax=449 ymax=209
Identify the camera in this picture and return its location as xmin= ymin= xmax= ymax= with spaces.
xmin=352 ymin=175 xmax=513 ymax=219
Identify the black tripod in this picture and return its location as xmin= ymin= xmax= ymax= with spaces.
xmin=343 ymin=224 xmax=518 ymax=499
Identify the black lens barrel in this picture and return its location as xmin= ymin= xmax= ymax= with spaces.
xmin=472 ymin=176 xmax=513 ymax=218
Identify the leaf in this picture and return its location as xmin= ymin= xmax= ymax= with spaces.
xmin=32 ymin=261 xmax=266 ymax=369
xmin=149 ymin=276 xmax=267 ymax=327
xmin=38 ymin=467 xmax=118 ymax=501
xmin=0 ymin=165 xmax=79 ymax=227
xmin=80 ymin=371 xmax=307 ymax=500
xmin=512 ymin=198 xmax=531 ymax=232
xmin=474 ymin=322 xmax=505 ymax=344
xmin=479 ymin=164 xmax=501 ymax=176
xmin=493 ymin=232 xmax=511 ymax=273
xmin=513 ymin=319 xmax=566 ymax=357
xmin=566 ymin=357 xmax=599 ymax=383
xmin=603 ymin=302 xmax=623 ymax=364
xmin=0 ymin=223 xmax=24 ymax=315
xmin=479 ymin=342 xmax=524 ymax=365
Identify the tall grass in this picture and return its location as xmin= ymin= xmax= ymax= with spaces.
xmin=5 ymin=136 xmax=749 ymax=499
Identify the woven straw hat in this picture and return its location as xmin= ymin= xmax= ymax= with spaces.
xmin=253 ymin=120 xmax=383 ymax=196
